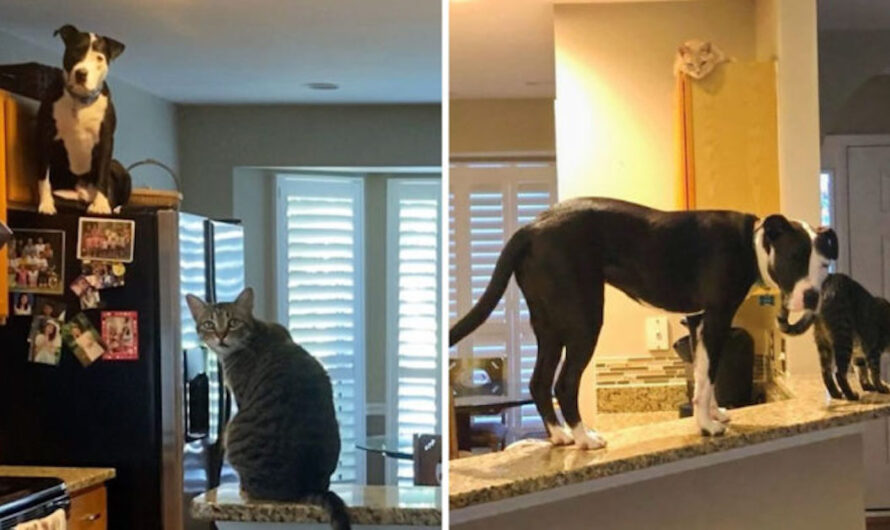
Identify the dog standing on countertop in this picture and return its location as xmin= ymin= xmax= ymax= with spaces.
xmin=36 ymin=24 xmax=131 ymax=215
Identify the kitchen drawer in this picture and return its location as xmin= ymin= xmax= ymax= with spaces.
xmin=67 ymin=485 xmax=107 ymax=530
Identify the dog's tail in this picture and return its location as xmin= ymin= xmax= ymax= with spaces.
xmin=776 ymin=305 xmax=815 ymax=336
xmin=449 ymin=226 xmax=531 ymax=346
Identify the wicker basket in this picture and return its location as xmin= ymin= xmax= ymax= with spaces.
xmin=128 ymin=188 xmax=182 ymax=209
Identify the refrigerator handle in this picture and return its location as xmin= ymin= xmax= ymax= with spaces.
xmin=184 ymin=347 xmax=210 ymax=442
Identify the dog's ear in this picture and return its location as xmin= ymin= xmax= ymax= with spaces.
xmin=102 ymin=36 xmax=125 ymax=61
xmin=815 ymin=226 xmax=839 ymax=260
xmin=53 ymin=24 xmax=80 ymax=46
xmin=762 ymin=214 xmax=792 ymax=244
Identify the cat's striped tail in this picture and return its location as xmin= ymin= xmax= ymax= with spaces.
xmin=306 ymin=491 xmax=351 ymax=530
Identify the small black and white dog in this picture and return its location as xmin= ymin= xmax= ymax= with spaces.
xmin=450 ymin=198 xmax=838 ymax=446
xmin=36 ymin=24 xmax=131 ymax=215
xmin=778 ymin=273 xmax=890 ymax=400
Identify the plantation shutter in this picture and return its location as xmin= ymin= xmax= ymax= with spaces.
xmin=449 ymin=162 xmax=556 ymax=433
xmin=276 ymin=175 xmax=365 ymax=484
xmin=387 ymin=178 xmax=441 ymax=484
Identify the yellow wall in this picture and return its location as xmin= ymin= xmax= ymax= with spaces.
xmin=450 ymin=98 xmax=555 ymax=155
xmin=554 ymin=0 xmax=757 ymax=419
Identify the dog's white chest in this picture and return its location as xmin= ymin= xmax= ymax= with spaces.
xmin=53 ymin=93 xmax=108 ymax=176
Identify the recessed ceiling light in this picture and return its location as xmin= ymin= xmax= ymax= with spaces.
xmin=305 ymin=82 xmax=339 ymax=90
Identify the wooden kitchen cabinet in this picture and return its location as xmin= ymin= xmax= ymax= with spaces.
xmin=67 ymin=485 xmax=108 ymax=530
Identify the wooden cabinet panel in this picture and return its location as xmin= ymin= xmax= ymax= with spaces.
xmin=67 ymin=485 xmax=107 ymax=530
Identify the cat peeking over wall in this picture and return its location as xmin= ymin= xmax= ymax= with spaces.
xmin=674 ymin=39 xmax=729 ymax=79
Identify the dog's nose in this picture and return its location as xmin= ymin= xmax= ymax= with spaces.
xmin=74 ymin=69 xmax=87 ymax=84
xmin=803 ymin=289 xmax=819 ymax=310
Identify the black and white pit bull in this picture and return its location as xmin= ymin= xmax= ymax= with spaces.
xmin=450 ymin=198 xmax=838 ymax=447
xmin=36 ymin=24 xmax=131 ymax=215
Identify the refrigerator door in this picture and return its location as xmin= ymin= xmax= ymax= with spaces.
xmin=0 ymin=210 xmax=164 ymax=530
xmin=177 ymin=213 xmax=215 ymax=530
xmin=205 ymin=219 xmax=244 ymax=489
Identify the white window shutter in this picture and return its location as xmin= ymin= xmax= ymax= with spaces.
xmin=276 ymin=175 xmax=366 ymax=484
xmin=449 ymin=162 xmax=556 ymax=434
xmin=387 ymin=178 xmax=442 ymax=484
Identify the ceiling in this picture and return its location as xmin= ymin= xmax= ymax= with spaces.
xmin=818 ymin=0 xmax=890 ymax=31
xmin=449 ymin=0 xmax=556 ymax=99
xmin=449 ymin=0 xmax=679 ymax=100
xmin=0 ymin=0 xmax=441 ymax=104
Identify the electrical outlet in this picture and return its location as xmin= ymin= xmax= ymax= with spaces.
xmin=645 ymin=316 xmax=670 ymax=351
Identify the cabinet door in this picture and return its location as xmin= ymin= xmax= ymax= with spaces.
xmin=863 ymin=417 xmax=890 ymax=510
xmin=68 ymin=485 xmax=108 ymax=530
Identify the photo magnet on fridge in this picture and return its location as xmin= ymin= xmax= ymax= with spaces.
xmin=11 ymin=293 xmax=34 ymax=316
xmin=101 ymin=311 xmax=138 ymax=361
xmin=7 ymin=229 xmax=65 ymax=295
xmin=77 ymin=217 xmax=135 ymax=263
xmin=62 ymin=313 xmax=107 ymax=366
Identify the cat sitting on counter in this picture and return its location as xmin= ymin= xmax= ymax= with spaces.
xmin=674 ymin=39 xmax=729 ymax=79
xmin=186 ymin=288 xmax=351 ymax=530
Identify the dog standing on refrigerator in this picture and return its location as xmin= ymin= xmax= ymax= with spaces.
xmin=36 ymin=24 xmax=131 ymax=215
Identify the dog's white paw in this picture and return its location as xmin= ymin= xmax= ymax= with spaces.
xmin=571 ymin=424 xmax=607 ymax=450
xmin=711 ymin=407 xmax=731 ymax=423
xmin=547 ymin=423 xmax=574 ymax=446
xmin=87 ymin=193 xmax=112 ymax=215
xmin=38 ymin=200 xmax=57 ymax=215
xmin=698 ymin=418 xmax=727 ymax=436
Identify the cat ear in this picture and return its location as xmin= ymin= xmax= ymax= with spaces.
xmin=234 ymin=287 xmax=254 ymax=313
xmin=701 ymin=42 xmax=712 ymax=53
xmin=185 ymin=294 xmax=208 ymax=321
xmin=678 ymin=45 xmax=689 ymax=55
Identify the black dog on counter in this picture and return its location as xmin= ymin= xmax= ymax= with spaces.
xmin=450 ymin=198 xmax=838 ymax=447
xmin=36 ymin=24 xmax=131 ymax=215
xmin=778 ymin=273 xmax=890 ymax=400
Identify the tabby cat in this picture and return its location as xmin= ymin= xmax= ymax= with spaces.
xmin=186 ymin=288 xmax=350 ymax=530
xmin=778 ymin=273 xmax=890 ymax=401
xmin=673 ymin=39 xmax=728 ymax=79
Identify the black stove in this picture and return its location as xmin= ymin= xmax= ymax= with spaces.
xmin=0 ymin=477 xmax=69 ymax=530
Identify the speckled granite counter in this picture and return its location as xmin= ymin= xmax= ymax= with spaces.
xmin=0 ymin=466 xmax=115 ymax=494
xmin=193 ymin=484 xmax=441 ymax=526
xmin=451 ymin=374 xmax=890 ymax=510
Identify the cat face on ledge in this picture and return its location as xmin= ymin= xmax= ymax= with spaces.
xmin=186 ymin=287 xmax=255 ymax=357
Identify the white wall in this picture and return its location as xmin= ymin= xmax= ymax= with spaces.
xmin=0 ymin=29 xmax=179 ymax=190
xmin=757 ymin=0 xmax=822 ymax=376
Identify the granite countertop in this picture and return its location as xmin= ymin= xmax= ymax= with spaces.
xmin=0 ymin=466 xmax=115 ymax=494
xmin=450 ymin=374 xmax=890 ymax=510
xmin=193 ymin=483 xmax=441 ymax=526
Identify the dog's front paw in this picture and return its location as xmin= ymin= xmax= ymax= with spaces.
xmin=571 ymin=425 xmax=607 ymax=450
xmin=38 ymin=200 xmax=57 ymax=215
xmin=87 ymin=194 xmax=112 ymax=215
xmin=698 ymin=418 xmax=727 ymax=437
xmin=711 ymin=407 xmax=731 ymax=423
xmin=547 ymin=423 xmax=574 ymax=446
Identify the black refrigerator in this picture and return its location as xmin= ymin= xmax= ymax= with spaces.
xmin=0 ymin=208 xmax=243 ymax=530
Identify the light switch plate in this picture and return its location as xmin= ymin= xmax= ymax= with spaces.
xmin=645 ymin=316 xmax=670 ymax=351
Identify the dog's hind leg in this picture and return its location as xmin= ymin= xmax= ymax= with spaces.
xmin=530 ymin=329 xmax=571 ymax=446
xmin=555 ymin=282 xmax=606 ymax=450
